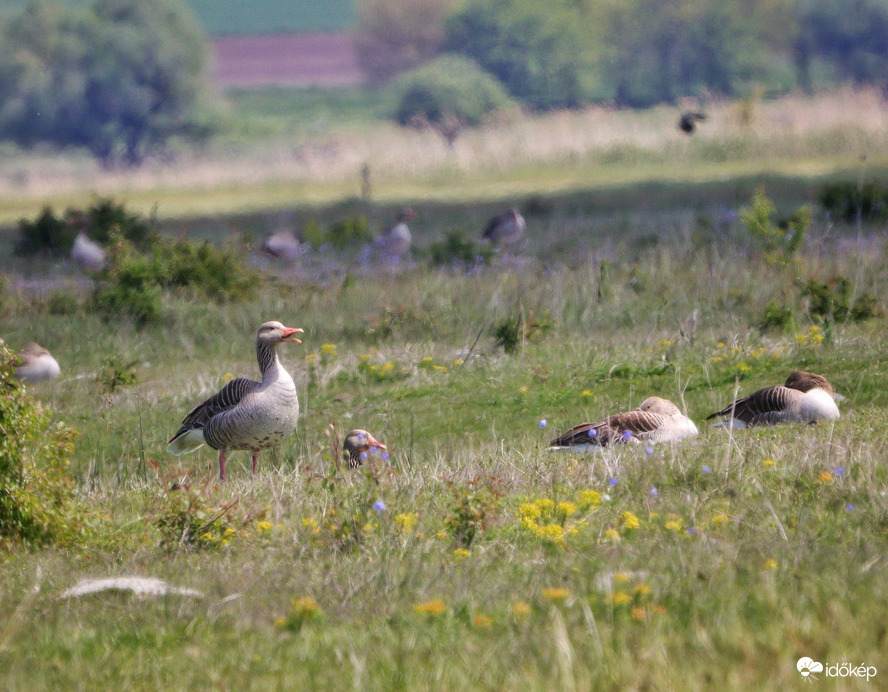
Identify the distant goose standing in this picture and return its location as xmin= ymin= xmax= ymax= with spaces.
xmin=14 ymin=343 xmax=61 ymax=381
xmin=262 ymin=230 xmax=305 ymax=260
xmin=71 ymin=233 xmax=106 ymax=271
xmin=167 ymin=321 xmax=304 ymax=481
xmin=374 ymin=208 xmax=416 ymax=258
xmin=548 ymin=396 xmax=698 ymax=450
xmin=706 ymin=371 xmax=839 ymax=428
xmin=343 ymin=429 xmax=387 ymax=468
xmin=482 ymin=207 xmax=525 ymax=249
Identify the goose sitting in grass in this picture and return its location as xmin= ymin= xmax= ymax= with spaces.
xmin=548 ymin=396 xmax=698 ymax=450
xmin=706 ymin=371 xmax=840 ymax=428
xmin=343 ymin=429 xmax=388 ymax=468
xmin=13 ymin=343 xmax=61 ymax=381
xmin=167 ymin=321 xmax=304 ymax=481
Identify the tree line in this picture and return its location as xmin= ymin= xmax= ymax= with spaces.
xmin=2 ymin=0 xmax=888 ymax=165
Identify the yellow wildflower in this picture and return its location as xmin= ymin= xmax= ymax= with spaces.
xmin=453 ymin=359 xmax=463 ymax=367
xmin=512 ymin=601 xmax=531 ymax=620
xmin=762 ymin=559 xmax=778 ymax=571
xmin=620 ymin=511 xmax=640 ymax=531
xmin=452 ymin=548 xmax=471 ymax=561
xmin=557 ymin=501 xmax=577 ymax=518
xmin=320 ymin=343 xmax=337 ymax=355
xmin=614 ymin=572 xmax=631 ymax=584
xmin=612 ymin=591 xmax=632 ymax=606
xmin=710 ymin=514 xmax=730 ymax=526
xmin=819 ymin=471 xmax=834 ymax=483
xmin=519 ymin=503 xmax=542 ymax=520
xmin=414 ymin=599 xmax=446 ymax=617
xmin=541 ymin=587 xmax=571 ymax=602
xmin=256 ymin=520 xmax=273 ymax=533
xmin=664 ymin=520 xmax=682 ymax=532
xmin=630 ymin=607 xmax=647 ymax=620
xmin=716 ymin=342 xmax=725 ymax=349
xmin=604 ymin=528 xmax=621 ymax=542
xmin=762 ymin=459 xmax=775 ymax=467
xmin=634 ymin=583 xmax=652 ymax=597
xmin=395 ymin=513 xmax=417 ymax=533
xmin=432 ymin=364 xmax=448 ymax=373
xmin=379 ymin=361 xmax=395 ymax=375
xmin=519 ymin=386 xmax=528 ymax=393
xmin=582 ymin=389 xmax=594 ymax=397
xmin=473 ymin=614 xmax=494 ymax=629
xmin=536 ymin=498 xmax=555 ymax=513
xmin=737 ymin=362 xmax=751 ymax=373
xmin=579 ymin=490 xmax=601 ymax=507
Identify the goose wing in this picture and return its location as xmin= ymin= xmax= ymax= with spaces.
xmin=172 ymin=377 xmax=259 ymax=437
xmin=706 ymin=385 xmax=801 ymax=425
xmin=550 ymin=410 xmax=666 ymax=447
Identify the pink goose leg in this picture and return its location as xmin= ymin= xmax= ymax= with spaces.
xmin=218 ymin=450 xmax=228 ymax=482
xmin=252 ymin=453 xmax=259 ymax=475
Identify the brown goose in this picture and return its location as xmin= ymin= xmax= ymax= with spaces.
xmin=548 ymin=396 xmax=698 ymax=450
xmin=374 ymin=208 xmax=416 ymax=258
xmin=14 ymin=343 xmax=61 ymax=381
xmin=343 ymin=429 xmax=387 ymax=468
xmin=706 ymin=371 xmax=840 ymax=428
xmin=167 ymin=321 xmax=304 ymax=481
xmin=482 ymin=207 xmax=525 ymax=249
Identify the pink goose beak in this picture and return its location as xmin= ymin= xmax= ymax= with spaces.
xmin=366 ymin=433 xmax=387 ymax=451
xmin=281 ymin=327 xmax=304 ymax=343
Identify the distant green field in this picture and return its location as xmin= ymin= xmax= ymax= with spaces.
xmin=0 ymin=0 xmax=356 ymax=35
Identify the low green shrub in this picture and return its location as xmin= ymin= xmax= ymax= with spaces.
xmin=93 ymin=233 xmax=256 ymax=324
xmin=0 ymin=340 xmax=79 ymax=548
xmin=425 ymin=229 xmax=492 ymax=268
xmin=15 ymin=198 xmax=154 ymax=256
xmin=820 ymin=181 xmax=888 ymax=223
xmin=740 ymin=188 xmax=808 ymax=267
xmin=803 ymin=276 xmax=881 ymax=323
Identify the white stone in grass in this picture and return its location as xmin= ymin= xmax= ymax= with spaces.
xmin=59 ymin=577 xmax=203 ymax=599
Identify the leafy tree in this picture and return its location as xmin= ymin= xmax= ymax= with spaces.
xmin=353 ymin=0 xmax=454 ymax=83
xmin=0 ymin=0 xmax=215 ymax=166
xmin=796 ymin=0 xmax=888 ymax=87
xmin=393 ymin=55 xmax=514 ymax=142
xmin=604 ymin=0 xmax=765 ymax=107
xmin=445 ymin=0 xmax=601 ymax=110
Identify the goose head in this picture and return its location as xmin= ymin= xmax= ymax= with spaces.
xmin=257 ymin=321 xmax=303 ymax=345
xmin=784 ymin=371 xmax=832 ymax=395
xmin=638 ymin=396 xmax=680 ymax=416
xmin=343 ymin=429 xmax=387 ymax=467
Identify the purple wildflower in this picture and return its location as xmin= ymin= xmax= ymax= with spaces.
xmin=621 ymin=430 xmax=633 ymax=441
xmin=608 ymin=477 xmax=618 ymax=486
xmin=372 ymin=500 xmax=386 ymax=512
xmin=645 ymin=447 xmax=654 ymax=456
xmin=539 ymin=419 xmax=548 ymax=429
xmin=702 ymin=465 xmax=712 ymax=474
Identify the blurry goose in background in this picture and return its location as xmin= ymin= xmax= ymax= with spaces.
xmin=343 ymin=429 xmax=388 ymax=468
xmin=14 ymin=343 xmax=61 ymax=381
xmin=678 ymin=111 xmax=707 ymax=134
xmin=167 ymin=321 xmax=304 ymax=481
xmin=548 ymin=396 xmax=698 ymax=450
xmin=262 ymin=230 xmax=305 ymax=260
xmin=482 ymin=207 xmax=525 ymax=249
xmin=71 ymin=233 xmax=106 ymax=271
xmin=706 ymin=371 xmax=840 ymax=428
xmin=374 ymin=208 xmax=416 ymax=258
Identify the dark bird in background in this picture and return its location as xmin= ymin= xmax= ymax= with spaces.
xmin=678 ymin=111 xmax=707 ymax=135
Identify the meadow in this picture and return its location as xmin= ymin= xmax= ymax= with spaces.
xmin=2 ymin=89 xmax=888 ymax=689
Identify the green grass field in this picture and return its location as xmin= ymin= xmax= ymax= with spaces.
xmin=2 ymin=86 xmax=888 ymax=689
xmin=2 ymin=176 xmax=888 ymax=688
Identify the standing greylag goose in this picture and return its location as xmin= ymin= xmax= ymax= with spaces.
xmin=167 ymin=321 xmax=304 ymax=481
xmin=482 ymin=207 xmax=525 ymax=249
xmin=548 ymin=396 xmax=698 ymax=450
xmin=71 ymin=233 xmax=106 ymax=271
xmin=14 ymin=343 xmax=61 ymax=381
xmin=374 ymin=208 xmax=416 ymax=258
xmin=343 ymin=429 xmax=387 ymax=468
xmin=706 ymin=371 xmax=840 ymax=428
